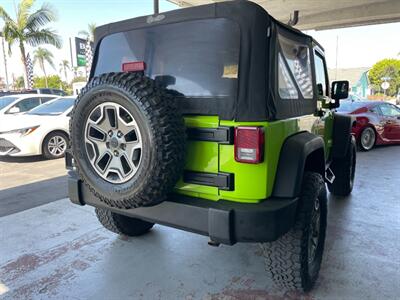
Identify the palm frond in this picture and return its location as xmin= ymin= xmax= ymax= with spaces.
xmin=0 ymin=4 xmax=19 ymax=53
xmin=45 ymin=52 xmax=55 ymax=69
xmin=88 ymin=23 xmax=96 ymax=41
xmin=61 ymin=59 xmax=70 ymax=68
xmin=78 ymin=30 xmax=89 ymax=38
xmin=45 ymin=58 xmax=55 ymax=69
xmin=17 ymin=0 xmax=34 ymax=30
xmin=33 ymin=46 xmax=55 ymax=69
xmin=26 ymin=28 xmax=62 ymax=48
xmin=2 ymin=22 xmax=19 ymax=54
xmin=26 ymin=2 xmax=57 ymax=31
xmin=0 ymin=5 xmax=14 ymax=23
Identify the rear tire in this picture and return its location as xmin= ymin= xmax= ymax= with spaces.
xmin=42 ymin=131 xmax=68 ymax=159
xmin=359 ymin=127 xmax=375 ymax=151
xmin=328 ymin=136 xmax=356 ymax=196
xmin=69 ymin=72 xmax=185 ymax=209
xmin=260 ymin=172 xmax=327 ymax=292
xmin=95 ymin=207 xmax=154 ymax=236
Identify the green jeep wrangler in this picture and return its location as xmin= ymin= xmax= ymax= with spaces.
xmin=67 ymin=1 xmax=356 ymax=292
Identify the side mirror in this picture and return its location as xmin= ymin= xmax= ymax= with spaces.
xmin=330 ymin=80 xmax=349 ymax=108
xmin=8 ymin=106 xmax=20 ymax=114
xmin=331 ymin=80 xmax=349 ymax=100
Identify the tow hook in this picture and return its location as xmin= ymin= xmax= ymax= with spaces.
xmin=208 ymin=239 xmax=220 ymax=247
xmin=325 ymin=167 xmax=335 ymax=184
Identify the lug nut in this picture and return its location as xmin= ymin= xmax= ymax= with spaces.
xmin=120 ymin=143 xmax=126 ymax=150
xmin=108 ymin=131 xmax=113 ymax=137
xmin=114 ymin=150 xmax=119 ymax=156
xmin=117 ymin=131 xmax=123 ymax=138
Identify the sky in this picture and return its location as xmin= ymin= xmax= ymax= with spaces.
xmin=306 ymin=22 xmax=400 ymax=70
xmin=0 ymin=0 xmax=400 ymax=83
xmin=0 ymin=0 xmax=178 ymax=82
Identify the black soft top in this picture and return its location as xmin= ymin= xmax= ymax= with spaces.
xmin=92 ymin=1 xmax=319 ymax=121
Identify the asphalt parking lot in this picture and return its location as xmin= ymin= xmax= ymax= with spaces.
xmin=0 ymin=156 xmax=67 ymax=217
xmin=0 ymin=145 xmax=399 ymax=300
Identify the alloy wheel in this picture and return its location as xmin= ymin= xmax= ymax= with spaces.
xmin=360 ymin=127 xmax=375 ymax=150
xmin=84 ymin=102 xmax=143 ymax=184
xmin=48 ymin=135 xmax=67 ymax=157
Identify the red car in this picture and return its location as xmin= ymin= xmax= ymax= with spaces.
xmin=337 ymin=101 xmax=400 ymax=151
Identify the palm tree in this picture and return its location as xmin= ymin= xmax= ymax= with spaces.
xmin=14 ymin=76 xmax=25 ymax=89
xmin=78 ymin=23 xmax=96 ymax=79
xmin=33 ymin=47 xmax=55 ymax=88
xmin=0 ymin=0 xmax=62 ymax=88
xmin=59 ymin=59 xmax=70 ymax=82
xmin=78 ymin=23 xmax=96 ymax=42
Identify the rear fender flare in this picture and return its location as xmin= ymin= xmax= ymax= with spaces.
xmin=272 ymin=132 xmax=325 ymax=198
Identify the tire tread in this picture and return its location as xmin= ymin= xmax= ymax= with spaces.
xmin=95 ymin=207 xmax=154 ymax=236
xmin=260 ymin=172 xmax=327 ymax=292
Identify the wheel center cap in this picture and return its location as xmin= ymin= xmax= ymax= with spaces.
xmin=110 ymin=137 xmax=119 ymax=149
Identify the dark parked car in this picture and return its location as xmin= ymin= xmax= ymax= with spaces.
xmin=0 ymin=89 xmax=67 ymax=97
xmin=31 ymin=88 xmax=67 ymax=96
xmin=338 ymin=101 xmax=400 ymax=151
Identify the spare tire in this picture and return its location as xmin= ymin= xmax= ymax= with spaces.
xmin=70 ymin=72 xmax=185 ymax=209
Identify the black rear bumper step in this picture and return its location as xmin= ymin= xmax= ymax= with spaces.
xmin=68 ymin=171 xmax=298 ymax=245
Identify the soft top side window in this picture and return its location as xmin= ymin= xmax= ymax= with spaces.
xmin=277 ymin=33 xmax=313 ymax=100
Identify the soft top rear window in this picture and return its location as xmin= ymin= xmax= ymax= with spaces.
xmin=94 ymin=18 xmax=240 ymax=99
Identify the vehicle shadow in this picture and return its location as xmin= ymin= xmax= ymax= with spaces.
xmin=0 ymin=175 xmax=67 ymax=217
xmin=0 ymin=155 xmax=46 ymax=163
xmin=356 ymin=143 xmax=400 ymax=152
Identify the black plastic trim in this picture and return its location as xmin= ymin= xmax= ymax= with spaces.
xmin=68 ymin=171 xmax=84 ymax=205
xmin=67 ymin=171 xmax=298 ymax=245
xmin=65 ymin=150 xmax=73 ymax=170
xmin=186 ymin=126 xmax=234 ymax=144
xmin=183 ymin=171 xmax=234 ymax=191
xmin=331 ymin=112 xmax=353 ymax=159
xmin=272 ymin=131 xmax=325 ymax=198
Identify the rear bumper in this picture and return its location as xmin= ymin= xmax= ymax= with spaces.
xmin=68 ymin=170 xmax=298 ymax=245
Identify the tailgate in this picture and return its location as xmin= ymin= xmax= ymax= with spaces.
xmin=174 ymin=116 xmax=224 ymax=200
xmin=174 ymin=118 xmax=300 ymax=204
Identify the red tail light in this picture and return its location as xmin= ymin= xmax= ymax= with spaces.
xmin=122 ymin=61 xmax=146 ymax=72
xmin=234 ymin=127 xmax=264 ymax=164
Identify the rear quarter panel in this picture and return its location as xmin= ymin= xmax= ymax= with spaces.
xmin=174 ymin=114 xmax=326 ymax=203
xmin=353 ymin=112 xmax=385 ymax=144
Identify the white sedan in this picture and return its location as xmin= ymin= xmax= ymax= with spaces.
xmin=0 ymin=96 xmax=75 ymax=159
